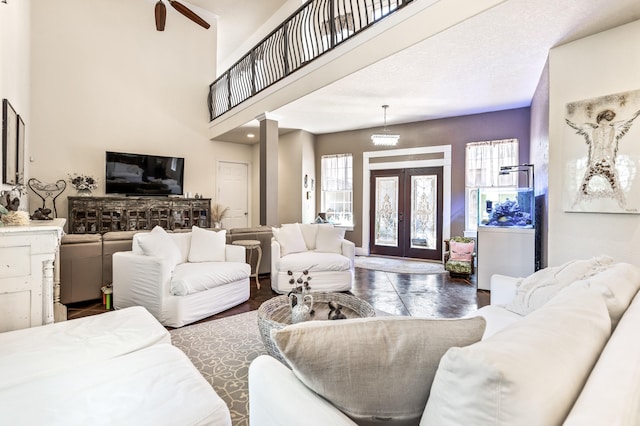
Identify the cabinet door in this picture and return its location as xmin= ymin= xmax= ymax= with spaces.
xmin=69 ymin=198 xmax=100 ymax=234
xmin=149 ymin=205 xmax=171 ymax=229
xmin=126 ymin=207 xmax=150 ymax=231
xmin=171 ymin=201 xmax=192 ymax=229
xmin=100 ymin=199 xmax=128 ymax=232
xmin=191 ymin=199 xmax=211 ymax=228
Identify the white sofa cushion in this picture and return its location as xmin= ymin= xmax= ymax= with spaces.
xmin=569 ymin=262 xmax=640 ymax=329
xmin=502 ymin=255 xmax=614 ymax=315
xmin=188 ymin=226 xmax=227 ymax=263
xmin=467 ymin=304 xmax=524 ymax=339
xmin=0 ymin=344 xmax=231 ymax=426
xmin=315 ymin=225 xmax=346 ymax=254
xmin=170 ymin=261 xmax=250 ymax=296
xmin=136 ymin=226 xmax=182 ymax=268
xmin=277 ymin=251 xmax=351 ymax=273
xmin=273 ymin=316 xmax=486 ymax=425
xmin=0 ymin=307 xmax=170 ymax=390
xmin=421 ymin=285 xmax=612 ymax=426
xmin=273 ymin=223 xmax=307 ymax=256
xmin=564 ymin=290 xmax=640 ymax=425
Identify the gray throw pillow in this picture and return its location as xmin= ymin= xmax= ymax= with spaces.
xmin=272 ymin=316 xmax=486 ymax=425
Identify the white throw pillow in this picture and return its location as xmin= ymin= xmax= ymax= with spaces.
xmin=569 ymin=262 xmax=640 ymax=329
xmin=188 ymin=226 xmax=227 ymax=263
xmin=421 ymin=285 xmax=612 ymax=426
xmin=168 ymin=232 xmax=192 ymax=264
xmin=503 ymin=256 xmax=614 ymax=315
xmin=315 ymin=225 xmax=346 ymax=254
xmin=136 ymin=226 xmax=182 ymax=268
xmin=299 ymin=223 xmax=319 ymax=250
xmin=272 ymin=223 xmax=307 ymax=256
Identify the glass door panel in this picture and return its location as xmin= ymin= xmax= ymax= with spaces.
xmin=410 ymin=175 xmax=437 ymax=250
xmin=374 ymin=176 xmax=399 ymax=247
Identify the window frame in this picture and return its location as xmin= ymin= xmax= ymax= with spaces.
xmin=321 ymin=153 xmax=354 ymax=227
xmin=464 ymin=139 xmax=519 ymax=234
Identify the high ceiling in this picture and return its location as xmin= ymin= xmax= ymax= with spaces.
xmin=191 ymin=0 xmax=640 ymax=143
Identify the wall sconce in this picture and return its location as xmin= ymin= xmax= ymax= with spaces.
xmin=371 ymin=105 xmax=399 ymax=146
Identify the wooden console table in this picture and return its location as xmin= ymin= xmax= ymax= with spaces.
xmin=68 ymin=196 xmax=211 ymax=234
xmin=0 ymin=218 xmax=66 ymax=332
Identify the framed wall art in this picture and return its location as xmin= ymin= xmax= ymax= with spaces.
xmin=17 ymin=115 xmax=25 ymax=185
xmin=2 ymin=98 xmax=18 ymax=185
xmin=563 ymin=89 xmax=640 ymax=214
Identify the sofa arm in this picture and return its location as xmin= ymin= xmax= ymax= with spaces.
xmin=341 ymin=239 xmax=356 ymax=265
xmin=271 ymin=238 xmax=282 ymax=282
xmin=249 ymin=355 xmax=357 ymax=426
xmin=112 ymin=252 xmax=173 ymax=322
xmin=225 ymin=244 xmax=245 ymax=263
xmin=490 ymin=274 xmax=522 ymax=305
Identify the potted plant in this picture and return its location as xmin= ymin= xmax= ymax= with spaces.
xmin=211 ymin=203 xmax=230 ymax=228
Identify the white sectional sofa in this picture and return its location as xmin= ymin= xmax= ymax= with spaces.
xmin=0 ymin=306 xmax=231 ymax=425
xmin=113 ymin=226 xmax=250 ymax=327
xmin=271 ymin=223 xmax=355 ymax=294
xmin=249 ymin=257 xmax=640 ymax=425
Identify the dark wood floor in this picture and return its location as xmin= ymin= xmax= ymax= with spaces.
xmin=67 ymin=267 xmax=490 ymax=324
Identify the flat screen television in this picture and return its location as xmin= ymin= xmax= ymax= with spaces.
xmin=105 ymin=151 xmax=185 ymax=196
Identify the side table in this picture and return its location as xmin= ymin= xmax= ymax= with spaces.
xmin=232 ymin=239 xmax=262 ymax=289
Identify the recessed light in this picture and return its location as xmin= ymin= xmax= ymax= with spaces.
xmin=247 ymin=133 xmax=255 ymax=138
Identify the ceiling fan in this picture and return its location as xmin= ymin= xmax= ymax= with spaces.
xmin=154 ymin=0 xmax=210 ymax=31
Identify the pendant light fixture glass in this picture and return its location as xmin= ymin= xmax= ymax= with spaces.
xmin=371 ymin=105 xmax=399 ymax=146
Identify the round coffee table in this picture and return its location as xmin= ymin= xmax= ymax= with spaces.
xmin=257 ymin=292 xmax=376 ymax=365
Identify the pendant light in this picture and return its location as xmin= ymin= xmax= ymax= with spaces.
xmin=371 ymin=105 xmax=399 ymax=146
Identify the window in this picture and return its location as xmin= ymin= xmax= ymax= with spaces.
xmin=321 ymin=153 xmax=353 ymax=226
xmin=465 ymin=139 xmax=519 ymax=232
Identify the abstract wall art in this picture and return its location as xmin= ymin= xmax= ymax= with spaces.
xmin=563 ymin=89 xmax=640 ymax=214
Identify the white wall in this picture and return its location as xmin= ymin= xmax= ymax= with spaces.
xmin=548 ymin=20 xmax=640 ymax=266
xmin=29 ymin=0 xmax=217 ymax=224
xmin=0 ymin=0 xmax=30 ymax=195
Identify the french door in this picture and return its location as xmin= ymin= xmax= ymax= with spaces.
xmin=369 ymin=167 xmax=443 ymax=261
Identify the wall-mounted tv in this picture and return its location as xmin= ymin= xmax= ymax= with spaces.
xmin=105 ymin=151 xmax=185 ymax=196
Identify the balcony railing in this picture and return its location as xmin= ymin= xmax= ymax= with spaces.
xmin=208 ymin=0 xmax=415 ymax=121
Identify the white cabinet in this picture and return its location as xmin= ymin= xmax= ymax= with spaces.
xmin=477 ymin=227 xmax=535 ymax=291
xmin=0 ymin=219 xmax=65 ymax=332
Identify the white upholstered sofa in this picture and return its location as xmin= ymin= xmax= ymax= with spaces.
xmin=0 ymin=306 xmax=231 ymax=425
xmin=113 ymin=226 xmax=250 ymax=327
xmin=270 ymin=223 xmax=355 ymax=294
xmin=250 ymin=256 xmax=640 ymax=425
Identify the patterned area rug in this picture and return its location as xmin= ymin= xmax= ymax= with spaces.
xmin=355 ymin=256 xmax=445 ymax=274
xmin=170 ymin=311 xmax=267 ymax=426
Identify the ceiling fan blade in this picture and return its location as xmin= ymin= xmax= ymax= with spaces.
xmin=168 ymin=0 xmax=210 ymax=29
xmin=155 ymin=0 xmax=166 ymax=31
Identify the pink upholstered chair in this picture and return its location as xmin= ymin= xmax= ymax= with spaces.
xmin=444 ymin=237 xmax=475 ymax=279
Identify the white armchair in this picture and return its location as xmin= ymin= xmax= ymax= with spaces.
xmin=113 ymin=226 xmax=250 ymax=327
xmin=270 ymin=223 xmax=355 ymax=294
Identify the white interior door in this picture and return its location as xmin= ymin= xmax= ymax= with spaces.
xmin=217 ymin=161 xmax=249 ymax=229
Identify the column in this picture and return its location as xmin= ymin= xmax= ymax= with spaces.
xmin=258 ymin=113 xmax=279 ymax=226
